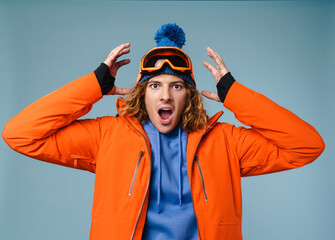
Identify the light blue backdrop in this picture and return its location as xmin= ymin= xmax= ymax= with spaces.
xmin=1 ymin=1 xmax=333 ymax=240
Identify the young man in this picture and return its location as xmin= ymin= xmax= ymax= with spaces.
xmin=3 ymin=24 xmax=325 ymax=239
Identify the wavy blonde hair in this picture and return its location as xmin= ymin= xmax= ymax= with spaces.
xmin=120 ymin=81 xmax=209 ymax=132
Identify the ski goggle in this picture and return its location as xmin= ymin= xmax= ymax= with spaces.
xmin=141 ymin=47 xmax=192 ymax=72
xmin=136 ymin=47 xmax=194 ymax=84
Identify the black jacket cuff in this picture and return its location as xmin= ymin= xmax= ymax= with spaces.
xmin=216 ymin=72 xmax=236 ymax=103
xmin=94 ymin=63 xmax=115 ymax=95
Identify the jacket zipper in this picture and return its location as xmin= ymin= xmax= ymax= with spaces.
xmin=124 ymin=116 xmax=152 ymax=240
xmin=189 ymin=115 xmax=221 ymax=240
xmin=195 ymin=156 xmax=208 ymax=202
xmin=128 ymin=151 xmax=144 ymax=196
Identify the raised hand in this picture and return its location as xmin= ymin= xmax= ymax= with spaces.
xmin=201 ymin=47 xmax=229 ymax=102
xmin=103 ymin=43 xmax=132 ymax=95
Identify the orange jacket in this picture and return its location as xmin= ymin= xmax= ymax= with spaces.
xmin=2 ymin=72 xmax=325 ymax=239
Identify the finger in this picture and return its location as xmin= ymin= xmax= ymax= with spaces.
xmin=104 ymin=44 xmax=130 ymax=68
xmin=206 ymin=46 xmax=216 ymax=58
xmin=113 ymin=86 xmax=132 ymax=95
xmin=109 ymin=43 xmax=130 ymax=62
xmin=212 ymin=48 xmax=224 ymax=62
xmin=207 ymin=47 xmax=223 ymax=68
xmin=201 ymin=90 xmax=221 ymax=102
xmin=117 ymin=48 xmax=130 ymax=57
xmin=107 ymin=43 xmax=127 ymax=57
xmin=110 ymin=43 xmax=130 ymax=60
xmin=203 ymin=61 xmax=217 ymax=76
xmin=115 ymin=59 xmax=130 ymax=69
xmin=207 ymin=47 xmax=229 ymax=76
xmin=206 ymin=46 xmax=214 ymax=57
xmin=213 ymin=51 xmax=228 ymax=72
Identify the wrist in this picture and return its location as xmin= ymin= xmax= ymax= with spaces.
xmin=94 ymin=63 xmax=115 ymax=95
xmin=216 ymin=72 xmax=236 ymax=103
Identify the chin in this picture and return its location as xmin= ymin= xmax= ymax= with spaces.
xmin=153 ymin=119 xmax=179 ymax=134
xmin=156 ymin=125 xmax=175 ymax=134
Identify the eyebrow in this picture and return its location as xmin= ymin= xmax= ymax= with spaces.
xmin=172 ymin=81 xmax=185 ymax=85
xmin=148 ymin=80 xmax=185 ymax=85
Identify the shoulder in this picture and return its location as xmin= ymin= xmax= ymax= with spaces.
xmin=213 ymin=121 xmax=249 ymax=140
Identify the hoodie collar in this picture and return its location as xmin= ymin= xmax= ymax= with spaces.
xmin=143 ymin=119 xmax=184 ymax=213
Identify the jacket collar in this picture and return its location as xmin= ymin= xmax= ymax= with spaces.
xmin=185 ymin=111 xmax=223 ymax=180
xmin=116 ymin=97 xmax=223 ymax=159
xmin=116 ymin=97 xmax=145 ymax=132
xmin=116 ymin=98 xmax=152 ymax=157
xmin=117 ymin=97 xmax=222 ymax=134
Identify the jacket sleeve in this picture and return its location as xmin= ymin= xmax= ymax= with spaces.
xmin=222 ymin=81 xmax=325 ymax=177
xmin=2 ymin=72 xmax=104 ymax=173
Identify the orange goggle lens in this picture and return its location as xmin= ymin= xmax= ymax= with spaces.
xmin=141 ymin=47 xmax=192 ymax=73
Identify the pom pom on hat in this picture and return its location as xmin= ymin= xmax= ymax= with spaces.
xmin=154 ymin=23 xmax=186 ymax=49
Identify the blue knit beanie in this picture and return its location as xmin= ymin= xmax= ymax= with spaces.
xmin=138 ymin=23 xmax=195 ymax=86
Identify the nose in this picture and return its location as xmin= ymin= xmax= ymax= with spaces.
xmin=160 ymin=86 xmax=172 ymax=102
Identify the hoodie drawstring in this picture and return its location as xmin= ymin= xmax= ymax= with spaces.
xmin=156 ymin=132 xmax=161 ymax=214
xmin=178 ymin=127 xmax=182 ymax=207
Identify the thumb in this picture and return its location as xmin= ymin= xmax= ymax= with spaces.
xmin=106 ymin=86 xmax=132 ymax=96
xmin=201 ymin=90 xmax=221 ymax=102
xmin=116 ymin=87 xmax=131 ymax=95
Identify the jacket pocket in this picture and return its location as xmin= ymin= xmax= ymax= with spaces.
xmin=195 ymin=156 xmax=208 ymax=202
xmin=128 ymin=151 xmax=144 ymax=196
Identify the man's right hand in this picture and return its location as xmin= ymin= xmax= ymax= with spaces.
xmin=103 ymin=43 xmax=132 ymax=95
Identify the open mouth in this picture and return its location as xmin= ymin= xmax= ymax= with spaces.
xmin=158 ymin=108 xmax=173 ymax=124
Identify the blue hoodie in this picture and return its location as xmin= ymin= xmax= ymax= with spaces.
xmin=142 ymin=120 xmax=198 ymax=239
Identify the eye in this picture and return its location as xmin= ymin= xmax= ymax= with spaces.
xmin=173 ymin=84 xmax=183 ymax=90
xmin=149 ymin=83 xmax=159 ymax=89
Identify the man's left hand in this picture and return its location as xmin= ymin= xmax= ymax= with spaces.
xmin=201 ymin=47 xmax=229 ymax=102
